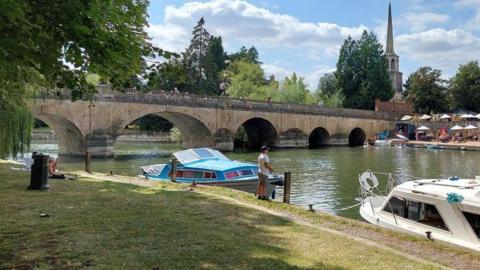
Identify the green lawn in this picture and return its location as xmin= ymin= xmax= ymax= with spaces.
xmin=0 ymin=162 xmax=449 ymax=269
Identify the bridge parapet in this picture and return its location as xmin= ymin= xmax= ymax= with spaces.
xmin=40 ymin=89 xmax=397 ymax=120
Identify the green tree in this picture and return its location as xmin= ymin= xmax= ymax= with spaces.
xmin=406 ymin=66 xmax=448 ymax=114
xmin=183 ymin=17 xmax=212 ymax=94
xmin=316 ymin=73 xmax=338 ymax=97
xmin=0 ymin=0 xmax=154 ymax=158
xmin=205 ymin=36 xmax=227 ymax=94
xmin=228 ymin=46 xmax=260 ymax=64
xmin=276 ymin=73 xmax=311 ymax=104
xmin=335 ymin=31 xmax=393 ymax=109
xmin=145 ymin=58 xmax=190 ymax=92
xmin=225 ymin=60 xmax=265 ymax=99
xmin=450 ymin=61 xmax=480 ymax=112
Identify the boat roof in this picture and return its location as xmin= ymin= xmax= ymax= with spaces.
xmin=396 ymin=178 xmax=480 ymax=204
xmin=182 ymin=159 xmax=256 ymax=171
xmin=173 ymin=148 xmax=230 ymax=164
xmin=172 ymin=148 xmax=257 ymax=171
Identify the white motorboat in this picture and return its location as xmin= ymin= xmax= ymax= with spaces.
xmin=359 ymin=171 xmax=480 ymax=251
xmin=374 ymin=139 xmax=389 ymax=146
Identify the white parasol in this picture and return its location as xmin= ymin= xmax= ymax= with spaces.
xmin=476 ymin=114 xmax=480 ymax=119
xmin=419 ymin=114 xmax=431 ymax=120
xmin=450 ymin=125 xmax=463 ymax=131
xmin=417 ymin=126 xmax=430 ymax=131
xmin=464 ymin=124 xmax=478 ymax=130
xmin=439 ymin=114 xmax=451 ymax=119
xmin=401 ymin=115 xmax=412 ymax=121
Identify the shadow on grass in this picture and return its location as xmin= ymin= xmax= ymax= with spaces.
xmin=0 ymin=166 xmax=347 ymax=270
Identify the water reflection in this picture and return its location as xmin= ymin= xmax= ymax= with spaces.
xmin=27 ymin=140 xmax=480 ymax=219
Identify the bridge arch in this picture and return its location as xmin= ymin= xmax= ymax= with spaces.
xmin=348 ymin=127 xmax=366 ymax=147
xmin=32 ymin=114 xmax=86 ymax=156
xmin=122 ymin=112 xmax=213 ymax=149
xmin=309 ymin=127 xmax=330 ymax=148
xmin=235 ymin=117 xmax=279 ymax=150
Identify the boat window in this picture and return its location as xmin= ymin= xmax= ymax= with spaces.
xmin=193 ymin=148 xmax=215 ymax=159
xmin=240 ymin=169 xmax=254 ymax=176
xmin=407 ymin=201 xmax=421 ymax=221
xmin=463 ymin=212 xmax=480 ymax=238
xmin=204 ymin=172 xmax=212 ymax=178
xmin=383 ymin=197 xmax=405 ymax=217
xmin=194 ymin=171 xmax=203 ymax=179
xmin=183 ymin=170 xmax=194 ymax=178
xmin=176 ymin=171 xmax=184 ymax=178
xmin=416 ymin=203 xmax=449 ymax=231
xmin=212 ymin=172 xmax=217 ymax=179
xmin=225 ymin=171 xmax=240 ymax=179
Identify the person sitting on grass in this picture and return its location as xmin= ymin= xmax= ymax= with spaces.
xmin=48 ymin=157 xmax=66 ymax=179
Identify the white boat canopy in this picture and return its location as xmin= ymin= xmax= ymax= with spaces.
xmin=439 ymin=114 xmax=451 ymax=119
xmin=419 ymin=114 xmax=431 ymax=120
xmin=417 ymin=126 xmax=430 ymax=131
xmin=401 ymin=115 xmax=412 ymax=121
xmin=464 ymin=124 xmax=478 ymax=130
xmin=451 ymin=125 xmax=463 ymax=131
xmin=173 ymin=148 xmax=230 ymax=164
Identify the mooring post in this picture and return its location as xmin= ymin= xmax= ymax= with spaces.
xmin=85 ymin=151 xmax=91 ymax=173
xmin=283 ymin=171 xmax=291 ymax=203
xmin=171 ymin=158 xmax=177 ymax=182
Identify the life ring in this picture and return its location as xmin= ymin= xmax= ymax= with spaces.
xmin=359 ymin=171 xmax=379 ymax=192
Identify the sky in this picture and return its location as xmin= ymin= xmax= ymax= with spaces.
xmin=146 ymin=0 xmax=480 ymax=89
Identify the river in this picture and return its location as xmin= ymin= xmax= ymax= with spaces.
xmin=26 ymin=140 xmax=480 ymax=220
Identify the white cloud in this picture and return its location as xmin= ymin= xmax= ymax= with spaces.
xmin=401 ymin=12 xmax=450 ymax=31
xmin=397 ymin=28 xmax=480 ymax=73
xmin=147 ymin=0 xmax=368 ymax=54
xmin=455 ymin=0 xmax=480 ymax=31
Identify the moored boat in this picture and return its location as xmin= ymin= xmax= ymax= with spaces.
xmin=359 ymin=171 xmax=480 ymax=251
xmin=141 ymin=148 xmax=284 ymax=197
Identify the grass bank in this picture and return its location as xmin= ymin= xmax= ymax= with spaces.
xmin=0 ymin=162 xmax=477 ymax=269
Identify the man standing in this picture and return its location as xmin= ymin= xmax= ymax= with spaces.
xmin=257 ymin=145 xmax=273 ymax=200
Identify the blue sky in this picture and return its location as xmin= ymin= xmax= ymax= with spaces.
xmin=147 ymin=0 xmax=480 ymax=89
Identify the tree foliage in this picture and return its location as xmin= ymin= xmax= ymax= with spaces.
xmin=225 ymin=60 xmax=265 ymax=98
xmin=449 ymin=61 xmax=480 ymax=112
xmin=228 ymin=46 xmax=260 ymax=64
xmin=406 ymin=66 xmax=448 ymax=114
xmin=335 ymin=31 xmax=393 ymax=109
xmin=1 ymin=0 xmax=154 ymax=157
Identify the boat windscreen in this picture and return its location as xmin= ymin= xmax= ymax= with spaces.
xmin=173 ymin=148 xmax=230 ymax=164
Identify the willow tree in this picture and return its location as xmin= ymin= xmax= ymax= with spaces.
xmin=0 ymin=0 xmax=162 ymax=158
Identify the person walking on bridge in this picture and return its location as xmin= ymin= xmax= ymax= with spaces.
xmin=257 ymin=145 xmax=273 ymax=200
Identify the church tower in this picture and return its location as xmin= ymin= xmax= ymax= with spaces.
xmin=385 ymin=2 xmax=403 ymax=101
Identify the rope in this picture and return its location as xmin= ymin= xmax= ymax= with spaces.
xmin=306 ymin=202 xmax=362 ymax=211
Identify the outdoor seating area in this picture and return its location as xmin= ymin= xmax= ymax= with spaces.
xmin=399 ymin=113 xmax=480 ymax=144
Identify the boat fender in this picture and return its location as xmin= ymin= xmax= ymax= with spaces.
xmin=359 ymin=171 xmax=379 ymax=192
xmin=448 ymin=176 xmax=459 ymax=181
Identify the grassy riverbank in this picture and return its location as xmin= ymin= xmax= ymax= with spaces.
xmin=0 ymin=162 xmax=478 ymax=269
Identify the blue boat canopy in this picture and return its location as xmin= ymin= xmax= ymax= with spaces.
xmin=173 ymin=148 xmax=230 ymax=165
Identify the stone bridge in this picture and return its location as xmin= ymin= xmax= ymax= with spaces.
xmin=30 ymin=90 xmax=397 ymax=157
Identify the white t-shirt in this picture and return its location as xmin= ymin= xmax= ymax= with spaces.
xmin=258 ymin=153 xmax=270 ymax=175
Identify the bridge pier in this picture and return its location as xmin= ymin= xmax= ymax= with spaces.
xmin=86 ymin=134 xmax=115 ymax=158
xmin=277 ymin=129 xmax=308 ymax=148
xmin=213 ymin=129 xmax=234 ymax=151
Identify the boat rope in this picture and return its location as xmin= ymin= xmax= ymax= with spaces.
xmin=335 ymin=202 xmax=362 ymax=211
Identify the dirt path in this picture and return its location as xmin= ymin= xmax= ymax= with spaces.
xmin=75 ymin=171 xmax=478 ymax=270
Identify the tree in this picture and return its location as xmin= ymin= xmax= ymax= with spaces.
xmin=0 ymin=0 xmax=154 ymax=158
xmin=205 ymin=36 xmax=227 ymax=94
xmin=225 ymin=60 xmax=265 ymax=98
xmin=228 ymin=46 xmax=261 ymax=64
xmin=406 ymin=66 xmax=448 ymax=114
xmin=183 ymin=17 xmax=212 ymax=94
xmin=145 ymin=58 xmax=190 ymax=92
xmin=450 ymin=61 xmax=480 ymax=112
xmin=316 ymin=73 xmax=338 ymax=97
xmin=276 ymin=73 xmax=311 ymax=104
xmin=335 ymin=31 xmax=393 ymax=110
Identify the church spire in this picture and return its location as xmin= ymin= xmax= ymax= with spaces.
xmin=386 ymin=2 xmax=395 ymax=54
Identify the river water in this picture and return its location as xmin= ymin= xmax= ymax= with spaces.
xmin=27 ymin=140 xmax=480 ymax=220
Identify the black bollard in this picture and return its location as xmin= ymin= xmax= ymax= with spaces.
xmin=28 ymin=153 xmax=49 ymax=190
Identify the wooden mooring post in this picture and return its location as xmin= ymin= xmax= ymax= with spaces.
xmin=85 ymin=151 xmax=91 ymax=173
xmin=171 ymin=158 xmax=177 ymax=182
xmin=283 ymin=171 xmax=291 ymax=203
